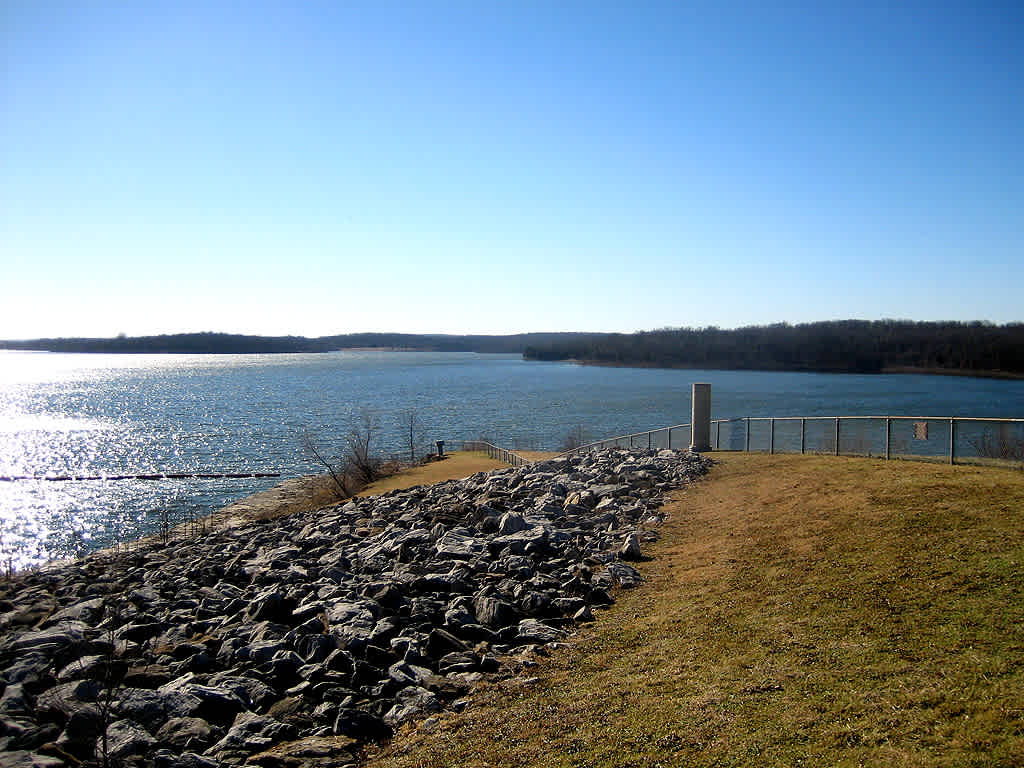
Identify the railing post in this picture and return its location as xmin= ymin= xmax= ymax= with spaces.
xmin=716 ymin=420 xmax=722 ymax=450
xmin=800 ymin=418 xmax=806 ymax=454
xmin=648 ymin=431 xmax=652 ymax=449
xmin=667 ymin=427 xmax=672 ymax=450
xmin=949 ymin=418 xmax=956 ymax=464
xmin=690 ymin=383 xmax=712 ymax=452
xmin=885 ymin=418 xmax=891 ymax=460
xmin=744 ymin=418 xmax=750 ymax=452
xmin=769 ymin=418 xmax=775 ymax=455
xmin=835 ymin=418 xmax=840 ymax=456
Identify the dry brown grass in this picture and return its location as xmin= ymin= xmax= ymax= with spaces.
xmin=365 ymin=453 xmax=1024 ymax=768
xmin=212 ymin=474 xmax=348 ymax=527
xmin=357 ymin=451 xmax=510 ymax=496
xmin=513 ymin=450 xmax=560 ymax=462
xmin=205 ymin=452 xmax=509 ymax=530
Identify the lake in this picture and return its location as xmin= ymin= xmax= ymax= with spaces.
xmin=2 ymin=350 xmax=1023 ymax=567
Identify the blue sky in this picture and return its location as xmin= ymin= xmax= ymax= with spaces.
xmin=2 ymin=0 xmax=1021 ymax=338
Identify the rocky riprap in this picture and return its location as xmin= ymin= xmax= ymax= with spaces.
xmin=0 ymin=448 xmax=710 ymax=767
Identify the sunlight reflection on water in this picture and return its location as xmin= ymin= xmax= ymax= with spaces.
xmin=1 ymin=350 xmax=1022 ymax=568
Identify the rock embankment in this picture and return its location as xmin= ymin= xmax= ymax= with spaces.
xmin=0 ymin=448 xmax=710 ymax=767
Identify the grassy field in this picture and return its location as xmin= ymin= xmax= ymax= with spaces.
xmin=365 ymin=453 xmax=1024 ymax=768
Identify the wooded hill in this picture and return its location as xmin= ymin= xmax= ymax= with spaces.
xmin=522 ymin=320 xmax=1024 ymax=376
xmin=4 ymin=322 xmax=1022 ymax=377
xmin=0 ymin=331 xmax=602 ymax=355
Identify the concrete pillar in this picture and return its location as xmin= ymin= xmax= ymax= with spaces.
xmin=690 ymin=383 xmax=711 ymax=452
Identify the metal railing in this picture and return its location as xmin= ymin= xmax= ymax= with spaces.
xmin=558 ymin=416 xmax=1024 ymax=467
xmin=461 ymin=440 xmax=532 ymax=467
xmin=560 ymin=422 xmax=695 ymax=456
xmin=718 ymin=416 xmax=1024 ymax=465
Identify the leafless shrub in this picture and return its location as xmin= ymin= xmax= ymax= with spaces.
xmin=159 ymin=508 xmax=171 ymax=545
xmin=302 ymin=409 xmax=387 ymax=498
xmin=346 ymin=410 xmax=383 ymax=485
xmin=95 ymin=598 xmax=126 ymax=768
xmin=302 ymin=432 xmax=351 ymax=498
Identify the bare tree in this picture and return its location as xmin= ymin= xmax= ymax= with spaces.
xmin=401 ymin=408 xmax=425 ymax=463
xmin=346 ymin=410 xmax=382 ymax=485
xmin=302 ymin=432 xmax=350 ymax=498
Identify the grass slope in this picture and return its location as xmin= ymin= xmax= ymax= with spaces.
xmin=366 ymin=454 xmax=1024 ymax=767
xmin=358 ymin=452 xmax=509 ymax=496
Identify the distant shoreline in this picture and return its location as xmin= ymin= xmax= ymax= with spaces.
xmin=4 ymin=322 xmax=1022 ymax=380
xmin=0 ymin=330 xmax=598 ymax=356
xmin=4 ymin=346 xmax=1022 ymax=380
xmin=563 ymin=359 xmax=1024 ymax=381
xmin=879 ymin=365 xmax=1024 ymax=381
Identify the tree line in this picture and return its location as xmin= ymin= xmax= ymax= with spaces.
xmin=0 ymin=331 xmax=601 ymax=355
xmin=522 ymin=321 xmax=1024 ymax=376
xmin=4 ymin=322 xmax=1021 ymax=376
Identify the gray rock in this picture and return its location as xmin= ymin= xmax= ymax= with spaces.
xmin=150 ymin=751 xmax=220 ymax=768
xmin=155 ymin=716 xmax=218 ymax=750
xmin=0 ymin=683 xmax=30 ymax=716
xmin=0 ymin=446 xmax=713 ymax=764
xmin=157 ymin=679 xmax=246 ymax=726
xmin=384 ymin=685 xmax=440 ymax=725
xmin=99 ymin=719 xmax=157 ymax=762
xmin=387 ymin=661 xmax=433 ymax=688
xmin=56 ymin=653 xmax=126 ymax=683
xmin=5 ymin=624 xmax=87 ymax=656
xmin=425 ymin=628 xmax=467 ymax=659
xmin=55 ymin=704 xmax=104 ymax=757
xmin=472 ymin=596 xmax=519 ymax=629
xmin=619 ymin=532 xmax=644 ymax=560
xmin=573 ymin=605 xmax=595 ymax=622
xmin=122 ymin=663 xmax=173 ymax=688
xmin=33 ymin=680 xmax=101 ymax=722
xmin=515 ymin=619 xmax=567 ymax=645
xmin=0 ymin=751 xmax=65 ymax=768
xmin=1 ymin=653 xmax=50 ymax=686
xmin=333 ymin=707 xmax=392 ymax=741
xmin=497 ymin=512 xmax=527 ymax=535
xmin=117 ymin=686 xmax=205 ymax=730
xmin=247 ymin=589 xmax=293 ymax=623
xmin=434 ymin=531 xmax=486 ymax=560
xmin=44 ymin=597 xmax=106 ymax=626
xmin=598 ymin=561 xmax=644 ymax=588
xmin=204 ymin=711 xmax=296 ymax=759
xmin=204 ymin=673 xmax=276 ymax=712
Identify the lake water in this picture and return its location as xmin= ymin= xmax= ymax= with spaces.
xmin=2 ymin=350 xmax=1023 ymax=568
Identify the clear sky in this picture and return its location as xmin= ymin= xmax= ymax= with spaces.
xmin=2 ymin=1 xmax=1021 ymax=339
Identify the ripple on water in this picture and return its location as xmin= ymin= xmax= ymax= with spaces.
xmin=2 ymin=350 xmax=1023 ymax=568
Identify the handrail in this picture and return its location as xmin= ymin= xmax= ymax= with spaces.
xmin=554 ymin=414 xmax=1023 ymax=467
xmin=462 ymin=440 xmax=532 ymax=467
xmin=743 ymin=415 xmax=1024 ymax=423
xmin=464 ymin=414 xmax=1024 ymax=469
xmin=557 ymin=420 xmax=716 ymax=458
